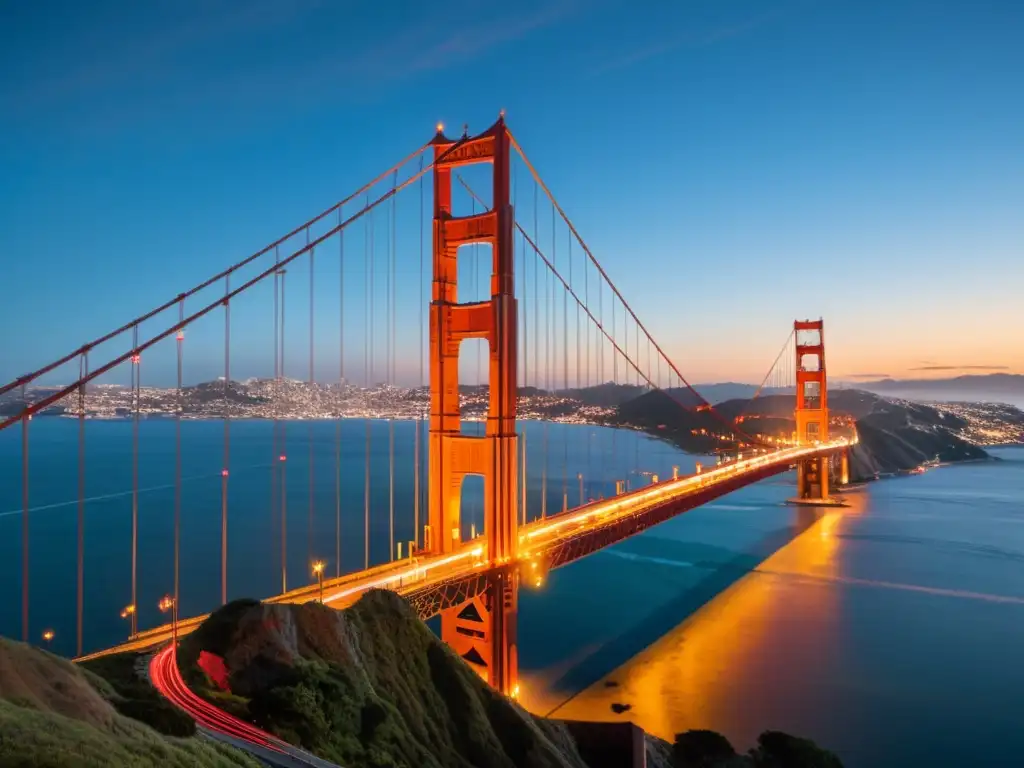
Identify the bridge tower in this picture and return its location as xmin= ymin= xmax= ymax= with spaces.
xmin=793 ymin=319 xmax=832 ymax=501
xmin=426 ymin=117 xmax=519 ymax=696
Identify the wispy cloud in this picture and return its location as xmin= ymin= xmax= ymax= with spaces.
xmin=6 ymin=1 xmax=578 ymax=137
xmin=909 ymin=365 xmax=1010 ymax=372
xmin=844 ymin=373 xmax=892 ymax=379
xmin=589 ymin=5 xmax=789 ymax=77
xmin=297 ymin=0 xmax=578 ymax=89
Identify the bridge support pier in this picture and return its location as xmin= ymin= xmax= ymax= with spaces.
xmin=789 ymin=319 xmax=843 ymax=506
xmin=440 ymin=568 xmax=519 ymax=696
xmin=427 ymin=117 xmax=520 ymax=697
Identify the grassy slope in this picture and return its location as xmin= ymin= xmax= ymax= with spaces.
xmin=0 ymin=637 xmax=258 ymax=768
xmin=180 ymin=591 xmax=590 ymax=768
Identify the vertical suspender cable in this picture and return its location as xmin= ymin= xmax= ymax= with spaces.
xmin=538 ymin=190 xmax=547 ymax=518
xmin=415 ymin=157 xmax=424 ymax=550
xmin=562 ymin=222 xmax=569 ymax=511
xmin=336 ymin=216 xmax=344 ymax=577
xmin=584 ymin=245 xmax=591 ymax=501
xmin=280 ymin=268 xmax=288 ymax=593
xmin=597 ymin=278 xmax=604 ymax=497
xmin=611 ymin=296 xmax=618 ymax=493
xmin=520 ymin=207 xmax=528 ymax=525
xmin=308 ymin=230 xmax=315 ymax=574
xmin=364 ymin=198 xmax=372 ymax=570
xmin=389 ymin=170 xmax=396 ymax=560
xmin=222 ymin=275 xmax=230 ymax=605
xmin=130 ymin=325 xmax=139 ymax=636
xmin=635 ymin=323 xmax=640 ymax=475
xmin=175 ymin=300 xmax=183 ymax=609
xmin=21 ymin=386 xmax=29 ymax=643
xmin=77 ymin=351 xmax=87 ymax=655
xmin=272 ymin=250 xmax=279 ymax=587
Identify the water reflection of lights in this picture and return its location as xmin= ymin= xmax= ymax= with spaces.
xmin=547 ymin=502 xmax=855 ymax=745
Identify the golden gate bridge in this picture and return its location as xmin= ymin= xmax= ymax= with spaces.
xmin=0 ymin=116 xmax=851 ymax=705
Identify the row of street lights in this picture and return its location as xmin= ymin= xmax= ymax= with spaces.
xmin=93 ymin=557 xmax=349 ymax=652
xmin=114 ymin=560 xmax=331 ymax=646
xmin=120 ymin=594 xmax=178 ymax=643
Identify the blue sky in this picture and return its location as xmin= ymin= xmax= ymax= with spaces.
xmin=2 ymin=0 xmax=1022 ymax=387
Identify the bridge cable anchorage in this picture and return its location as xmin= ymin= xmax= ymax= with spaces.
xmin=506 ymin=131 xmax=765 ymax=449
xmin=0 ymin=144 xmax=433 ymax=402
xmin=222 ymin=272 xmax=231 ymax=605
xmin=336 ymin=210 xmax=345 ymax=579
xmin=308 ymin=226 xmax=315 ymax=579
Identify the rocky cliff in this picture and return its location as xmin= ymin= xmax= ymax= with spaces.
xmin=847 ymin=398 xmax=988 ymax=479
xmin=178 ymin=591 xmax=592 ymax=768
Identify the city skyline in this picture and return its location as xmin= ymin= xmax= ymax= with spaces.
xmin=2 ymin=0 xmax=1022 ymax=385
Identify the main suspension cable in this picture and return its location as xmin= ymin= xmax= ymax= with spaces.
xmin=508 ymin=132 xmax=763 ymax=447
xmin=0 ymin=144 xmax=433 ymax=401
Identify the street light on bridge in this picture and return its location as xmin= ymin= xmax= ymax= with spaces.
xmin=158 ymin=595 xmax=178 ymax=647
xmin=41 ymin=629 xmax=54 ymax=647
xmin=120 ymin=603 xmax=137 ymax=638
xmin=312 ymin=560 xmax=326 ymax=604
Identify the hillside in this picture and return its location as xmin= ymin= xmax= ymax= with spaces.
xmin=176 ymin=592 xmax=844 ymax=768
xmin=178 ymin=591 xmax=592 ymax=768
xmin=848 ymin=399 xmax=988 ymax=478
xmin=0 ymin=637 xmax=258 ymax=767
xmin=611 ymin=386 xmax=992 ymax=478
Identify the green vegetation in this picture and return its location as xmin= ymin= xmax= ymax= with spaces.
xmin=672 ymin=729 xmax=842 ymax=768
xmin=177 ymin=592 xmax=844 ymax=768
xmin=180 ymin=591 xmax=590 ymax=768
xmin=0 ymin=637 xmax=258 ymax=767
xmin=80 ymin=651 xmax=194 ymax=737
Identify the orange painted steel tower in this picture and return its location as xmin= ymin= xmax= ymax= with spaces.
xmin=426 ymin=117 xmax=519 ymax=695
xmin=794 ymin=319 xmax=832 ymax=500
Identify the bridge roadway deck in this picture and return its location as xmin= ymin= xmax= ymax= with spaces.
xmin=76 ymin=440 xmax=850 ymax=663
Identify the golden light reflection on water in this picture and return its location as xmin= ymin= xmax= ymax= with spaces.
xmin=543 ymin=494 xmax=867 ymax=746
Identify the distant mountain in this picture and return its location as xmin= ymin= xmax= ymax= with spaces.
xmin=851 ymin=373 xmax=1024 ymax=406
xmin=688 ymin=382 xmax=793 ymax=404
